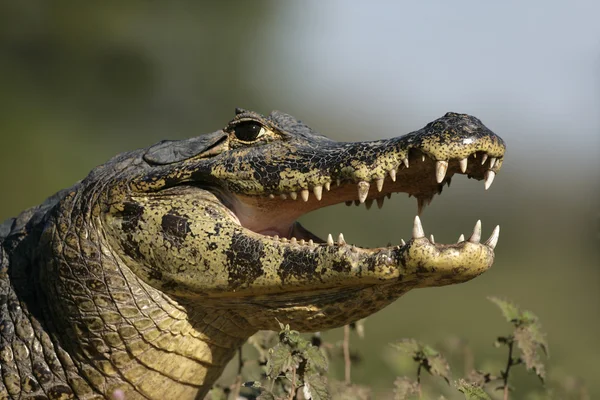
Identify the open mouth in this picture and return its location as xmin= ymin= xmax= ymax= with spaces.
xmin=224 ymin=148 xmax=501 ymax=250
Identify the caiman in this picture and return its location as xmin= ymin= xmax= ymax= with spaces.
xmin=0 ymin=109 xmax=506 ymax=399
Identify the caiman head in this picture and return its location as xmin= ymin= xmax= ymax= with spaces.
xmin=100 ymin=108 xmax=506 ymax=332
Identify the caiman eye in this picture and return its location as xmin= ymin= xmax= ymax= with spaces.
xmin=233 ymin=122 xmax=266 ymax=142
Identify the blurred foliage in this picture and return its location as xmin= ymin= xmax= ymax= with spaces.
xmin=0 ymin=2 xmax=598 ymax=398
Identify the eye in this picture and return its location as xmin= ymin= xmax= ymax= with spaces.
xmin=233 ymin=122 xmax=266 ymax=142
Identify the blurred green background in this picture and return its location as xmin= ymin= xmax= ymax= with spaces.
xmin=1 ymin=1 xmax=598 ymax=398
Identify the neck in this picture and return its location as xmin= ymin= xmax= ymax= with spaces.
xmin=39 ymin=209 xmax=252 ymax=399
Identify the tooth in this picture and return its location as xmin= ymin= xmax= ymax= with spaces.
xmin=375 ymin=178 xmax=384 ymax=192
xmin=457 ymin=234 xmax=465 ymax=243
xmin=389 ymin=168 xmax=397 ymax=182
xmin=327 ymin=234 xmax=334 ymax=246
xmin=354 ymin=200 xmax=361 ymax=206
xmin=345 ymin=201 xmax=352 ymax=207
xmin=301 ymin=189 xmax=310 ymax=202
xmin=365 ymin=199 xmax=374 ymax=210
xmin=435 ymin=161 xmax=448 ymax=183
xmin=430 ymin=234 xmax=435 ymax=243
xmin=402 ymin=158 xmax=409 ymax=168
xmin=376 ymin=197 xmax=385 ymax=209
xmin=484 ymin=225 xmax=500 ymax=249
xmin=412 ymin=216 xmax=425 ymax=239
xmin=386 ymin=193 xmax=392 ymax=199
xmin=269 ymin=194 xmax=275 ymax=199
xmin=421 ymin=155 xmax=425 ymax=162
xmin=273 ymin=235 xmax=279 ymax=241
xmin=489 ymin=157 xmax=496 ymax=169
xmin=290 ymin=237 xmax=297 ymax=244
xmin=308 ymin=239 xmax=314 ymax=246
xmin=484 ymin=170 xmax=495 ymax=190
xmin=313 ymin=185 xmax=323 ymax=201
xmin=459 ymin=158 xmax=468 ymax=173
xmin=324 ymin=181 xmax=331 ymax=191
xmin=468 ymin=220 xmax=482 ymax=243
xmin=280 ymin=193 xmax=288 ymax=200
xmin=281 ymin=237 xmax=289 ymax=243
xmin=299 ymin=239 xmax=305 ymax=245
xmin=400 ymin=239 xmax=406 ymax=246
xmin=417 ymin=196 xmax=433 ymax=215
xmin=357 ymin=181 xmax=370 ymax=203
xmin=338 ymin=233 xmax=346 ymax=246
xmin=480 ymin=153 xmax=488 ymax=165
xmin=289 ymin=192 xmax=297 ymax=200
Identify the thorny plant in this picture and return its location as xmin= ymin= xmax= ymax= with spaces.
xmin=207 ymin=298 xmax=587 ymax=400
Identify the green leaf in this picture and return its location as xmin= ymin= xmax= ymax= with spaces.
xmin=391 ymin=339 xmax=451 ymax=383
xmin=304 ymin=345 xmax=329 ymax=374
xmin=488 ymin=297 xmax=521 ymax=323
xmin=455 ymin=379 xmax=492 ymax=400
xmin=390 ymin=339 xmax=422 ymax=355
xmin=514 ymin=326 xmax=547 ymax=381
xmin=303 ymin=373 xmax=329 ymax=400
xmin=267 ymin=345 xmax=294 ymax=378
xmin=393 ymin=377 xmax=419 ymax=400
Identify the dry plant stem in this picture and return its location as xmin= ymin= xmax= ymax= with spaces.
xmin=230 ymin=349 xmax=243 ymax=399
xmin=416 ymin=363 xmax=423 ymax=399
xmin=288 ymin=366 xmax=297 ymax=400
xmin=343 ymin=324 xmax=351 ymax=384
xmin=502 ymin=340 xmax=514 ymax=400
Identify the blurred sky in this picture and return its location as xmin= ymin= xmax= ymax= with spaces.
xmin=0 ymin=1 xmax=598 ymax=398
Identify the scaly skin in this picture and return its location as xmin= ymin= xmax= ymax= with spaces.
xmin=0 ymin=109 xmax=505 ymax=399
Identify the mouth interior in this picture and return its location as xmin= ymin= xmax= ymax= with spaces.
xmin=223 ymin=150 xmax=496 ymax=246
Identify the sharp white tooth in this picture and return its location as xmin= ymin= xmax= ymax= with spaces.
xmin=389 ymin=168 xmax=397 ymax=182
xmin=489 ymin=157 xmax=496 ymax=169
xmin=457 ymin=234 xmax=465 ymax=243
xmin=459 ymin=158 xmax=468 ymax=173
xmin=273 ymin=235 xmax=279 ymax=241
xmin=289 ymin=192 xmax=297 ymax=200
xmin=324 ymin=181 xmax=331 ymax=191
xmin=357 ymin=181 xmax=370 ymax=203
xmin=308 ymin=239 xmax=314 ymax=246
xmin=484 ymin=170 xmax=496 ymax=190
xmin=412 ymin=216 xmax=425 ymax=239
xmin=345 ymin=201 xmax=352 ymax=206
xmin=290 ymin=237 xmax=297 ymax=244
xmin=468 ymin=220 xmax=482 ymax=243
xmin=327 ymin=234 xmax=334 ymax=246
xmin=430 ymin=234 xmax=435 ymax=243
xmin=365 ymin=199 xmax=374 ymax=210
xmin=376 ymin=197 xmax=385 ymax=209
xmin=484 ymin=225 xmax=500 ymax=249
xmin=301 ymin=189 xmax=310 ymax=202
xmin=299 ymin=239 xmax=305 ymax=245
xmin=375 ymin=178 xmax=384 ymax=192
xmin=400 ymin=239 xmax=406 ymax=246
xmin=421 ymin=155 xmax=426 ymax=162
xmin=481 ymin=153 xmax=488 ymax=165
xmin=269 ymin=194 xmax=275 ymax=199
xmin=435 ymin=160 xmax=448 ymax=183
xmin=402 ymin=158 xmax=409 ymax=168
xmin=313 ymin=185 xmax=323 ymax=201
xmin=338 ymin=233 xmax=346 ymax=246
xmin=280 ymin=193 xmax=288 ymax=200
